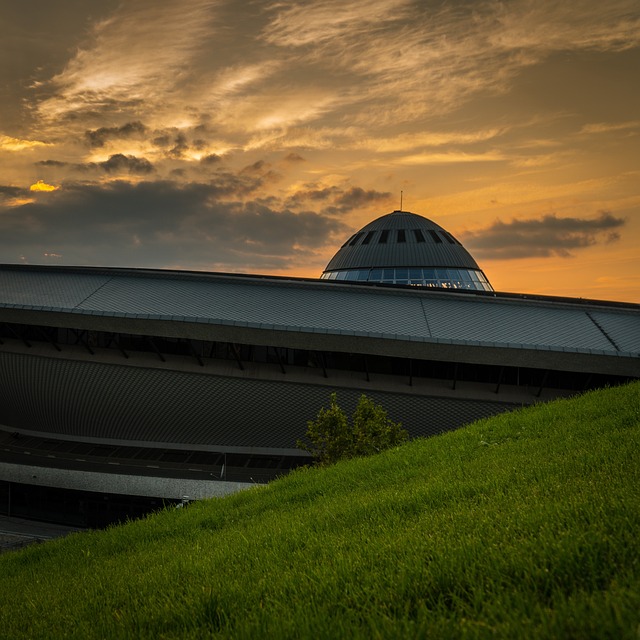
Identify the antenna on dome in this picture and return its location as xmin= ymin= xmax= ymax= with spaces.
xmin=400 ymin=191 xmax=403 ymax=211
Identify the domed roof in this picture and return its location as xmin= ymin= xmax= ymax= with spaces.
xmin=321 ymin=210 xmax=493 ymax=291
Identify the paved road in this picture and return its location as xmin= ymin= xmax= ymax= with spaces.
xmin=0 ymin=514 xmax=83 ymax=554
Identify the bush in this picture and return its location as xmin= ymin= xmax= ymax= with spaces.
xmin=298 ymin=393 xmax=408 ymax=466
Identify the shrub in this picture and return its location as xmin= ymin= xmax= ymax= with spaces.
xmin=298 ymin=393 xmax=408 ymax=466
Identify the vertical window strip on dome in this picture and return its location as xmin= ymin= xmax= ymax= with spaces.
xmin=440 ymin=231 xmax=457 ymax=245
xmin=362 ymin=231 xmax=375 ymax=245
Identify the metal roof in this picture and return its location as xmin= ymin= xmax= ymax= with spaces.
xmin=1 ymin=264 xmax=639 ymax=374
xmin=323 ymin=210 xmax=484 ymax=272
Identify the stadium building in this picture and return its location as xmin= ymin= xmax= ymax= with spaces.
xmin=1 ymin=210 xmax=638 ymax=526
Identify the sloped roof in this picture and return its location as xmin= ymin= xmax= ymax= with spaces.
xmin=0 ymin=264 xmax=639 ymax=375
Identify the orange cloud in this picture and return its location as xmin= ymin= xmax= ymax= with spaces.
xmin=0 ymin=135 xmax=50 ymax=151
xmin=29 ymin=180 xmax=59 ymax=192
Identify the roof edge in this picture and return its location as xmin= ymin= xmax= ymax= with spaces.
xmin=1 ymin=262 xmax=639 ymax=311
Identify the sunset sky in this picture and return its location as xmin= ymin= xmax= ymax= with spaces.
xmin=1 ymin=0 xmax=639 ymax=302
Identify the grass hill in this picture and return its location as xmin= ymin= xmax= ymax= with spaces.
xmin=1 ymin=382 xmax=639 ymax=639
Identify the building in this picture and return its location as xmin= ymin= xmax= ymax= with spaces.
xmin=1 ymin=210 xmax=638 ymax=525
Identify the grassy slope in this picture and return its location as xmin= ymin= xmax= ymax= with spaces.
xmin=1 ymin=382 xmax=639 ymax=639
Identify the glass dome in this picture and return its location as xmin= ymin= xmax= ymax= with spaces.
xmin=321 ymin=210 xmax=493 ymax=291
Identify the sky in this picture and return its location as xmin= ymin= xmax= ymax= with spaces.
xmin=1 ymin=0 xmax=639 ymax=303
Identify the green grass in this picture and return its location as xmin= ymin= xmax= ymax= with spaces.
xmin=1 ymin=382 xmax=639 ymax=639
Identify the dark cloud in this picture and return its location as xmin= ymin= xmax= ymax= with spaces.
xmin=233 ymin=161 xmax=282 ymax=191
xmin=150 ymin=128 xmax=196 ymax=159
xmin=36 ymin=155 xmax=153 ymax=176
xmin=284 ymin=152 xmax=305 ymax=162
xmin=36 ymin=159 xmax=68 ymax=167
xmin=285 ymin=184 xmax=392 ymax=214
xmin=208 ymin=167 xmax=278 ymax=197
xmin=0 ymin=179 xmax=348 ymax=271
xmin=285 ymin=186 xmax=339 ymax=209
xmin=0 ymin=185 xmax=25 ymax=199
xmin=99 ymin=154 xmax=155 ymax=175
xmin=306 ymin=187 xmax=341 ymax=201
xmin=85 ymin=121 xmax=148 ymax=148
xmin=200 ymin=153 xmax=222 ymax=165
xmin=241 ymin=160 xmax=269 ymax=174
xmin=333 ymin=187 xmax=392 ymax=210
xmin=152 ymin=134 xmax=172 ymax=147
xmin=168 ymin=132 xmax=189 ymax=159
xmin=462 ymin=212 xmax=626 ymax=259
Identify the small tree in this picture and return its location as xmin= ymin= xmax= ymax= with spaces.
xmin=297 ymin=393 xmax=350 ymax=467
xmin=298 ymin=393 xmax=408 ymax=466
xmin=351 ymin=394 xmax=408 ymax=457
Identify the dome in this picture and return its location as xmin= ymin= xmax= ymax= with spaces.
xmin=321 ymin=210 xmax=493 ymax=291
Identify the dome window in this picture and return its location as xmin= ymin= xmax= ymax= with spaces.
xmin=362 ymin=231 xmax=375 ymax=245
xmin=341 ymin=234 xmax=356 ymax=248
xmin=441 ymin=231 xmax=457 ymax=245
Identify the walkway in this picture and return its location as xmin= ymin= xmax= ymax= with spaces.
xmin=0 ymin=514 xmax=82 ymax=554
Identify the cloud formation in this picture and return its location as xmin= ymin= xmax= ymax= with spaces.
xmin=462 ymin=212 xmax=626 ymax=259
xmin=0 ymin=178 xmax=391 ymax=270
xmin=25 ymin=0 xmax=640 ymax=148
xmin=85 ymin=122 xmax=148 ymax=148
xmin=34 ymin=0 xmax=219 ymax=128
xmin=98 ymin=154 xmax=155 ymax=175
xmin=261 ymin=0 xmax=640 ymax=129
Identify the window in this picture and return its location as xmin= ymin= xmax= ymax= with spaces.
xmin=397 ymin=229 xmax=406 ymax=243
xmin=321 ymin=266 xmax=492 ymax=290
xmin=413 ymin=229 xmax=426 ymax=243
xmin=429 ymin=230 xmax=442 ymax=243
xmin=440 ymin=231 xmax=456 ymax=244
xmin=379 ymin=230 xmax=389 ymax=243
xmin=447 ymin=269 xmax=461 ymax=281
xmin=362 ymin=231 xmax=375 ymax=245
xmin=349 ymin=232 xmax=364 ymax=246
xmin=382 ymin=268 xmax=395 ymax=281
